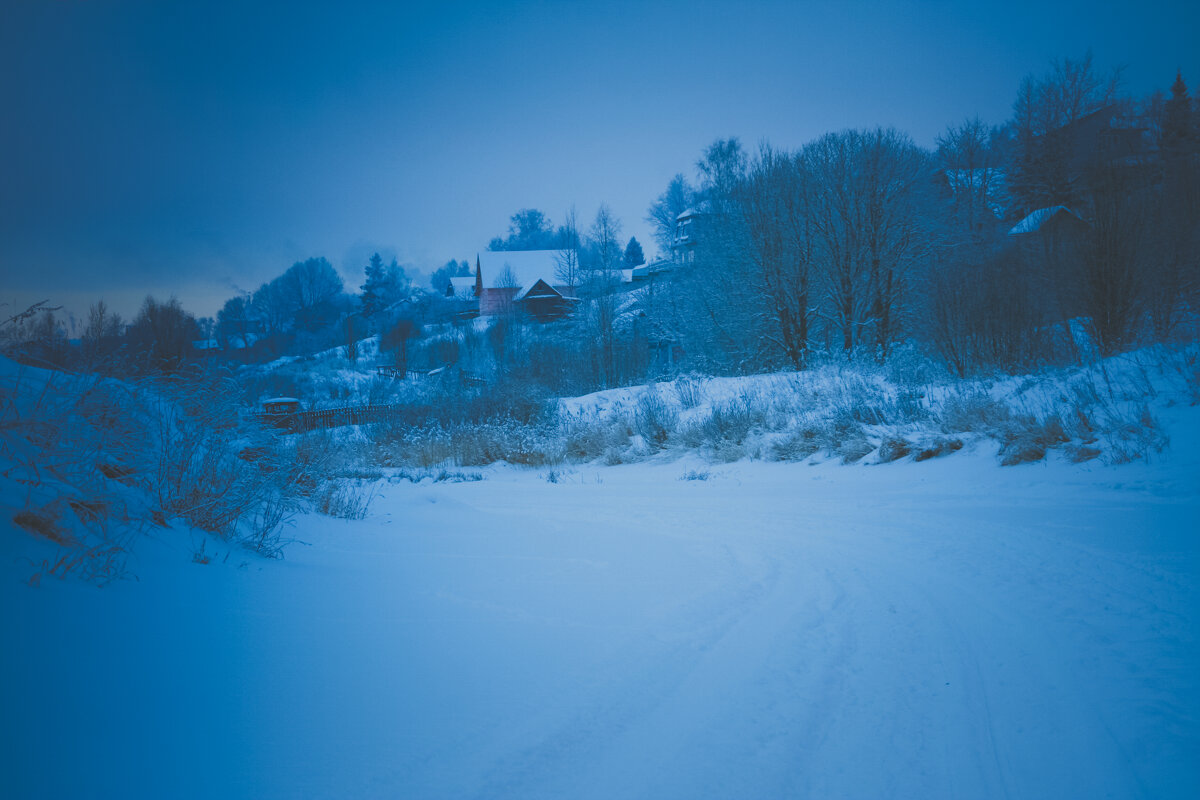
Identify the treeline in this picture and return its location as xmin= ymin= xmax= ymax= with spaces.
xmin=650 ymin=54 xmax=1199 ymax=376
xmin=4 ymin=255 xmax=417 ymax=374
xmin=4 ymin=54 xmax=1197 ymax=391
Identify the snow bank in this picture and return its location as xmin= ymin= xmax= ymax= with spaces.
xmin=4 ymin=400 xmax=1197 ymax=797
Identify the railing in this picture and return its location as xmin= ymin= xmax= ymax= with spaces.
xmin=251 ymin=404 xmax=403 ymax=433
xmin=250 ymin=370 xmax=489 ymax=433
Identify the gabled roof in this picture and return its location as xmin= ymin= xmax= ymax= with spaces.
xmin=449 ymin=276 xmax=476 ymax=299
xmin=1008 ymin=206 xmax=1086 ymax=235
xmin=475 ymin=250 xmax=570 ymax=290
xmin=514 ymin=278 xmax=560 ymax=302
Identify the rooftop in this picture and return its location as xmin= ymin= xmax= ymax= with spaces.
xmin=474 ymin=250 xmax=571 ymax=290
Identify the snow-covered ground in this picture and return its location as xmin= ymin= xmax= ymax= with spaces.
xmin=4 ymin=398 xmax=1198 ymax=798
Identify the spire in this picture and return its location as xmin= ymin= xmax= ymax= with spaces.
xmin=474 ymin=254 xmax=483 ymax=297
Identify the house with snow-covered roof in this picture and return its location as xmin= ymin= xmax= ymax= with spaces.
xmin=672 ymin=208 xmax=701 ymax=264
xmin=1008 ymin=206 xmax=1088 ymax=237
xmin=448 ymin=275 xmax=477 ymax=300
xmin=1007 ymin=205 xmax=1089 ymax=268
xmin=464 ymin=250 xmax=579 ymax=320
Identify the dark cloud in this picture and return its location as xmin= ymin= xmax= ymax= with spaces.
xmin=2 ymin=0 xmax=1196 ymax=319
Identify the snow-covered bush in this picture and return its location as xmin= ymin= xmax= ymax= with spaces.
xmin=563 ymin=414 xmax=628 ymax=461
xmin=141 ymin=370 xmax=327 ymax=556
xmin=913 ymin=437 xmax=963 ymax=461
xmin=241 ymin=342 xmax=1195 ymax=476
xmin=877 ymin=436 xmax=913 ymax=463
xmin=672 ymin=373 xmax=707 ymax=409
xmin=769 ymin=426 xmax=823 ymax=462
xmin=0 ymin=358 xmax=365 ymax=580
xmin=632 ymin=388 xmax=676 ymax=451
xmin=314 ymin=480 xmax=374 ymax=520
xmin=939 ymin=390 xmax=1013 ymax=433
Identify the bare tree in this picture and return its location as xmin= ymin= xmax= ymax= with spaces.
xmin=1149 ymin=71 xmax=1200 ymax=339
xmin=646 ymin=174 xmax=695 ymax=255
xmin=251 ymin=280 xmax=292 ymax=337
xmin=250 ymin=257 xmax=344 ymax=338
xmin=82 ymin=300 xmax=124 ymax=365
xmin=860 ymin=129 xmax=930 ymax=358
xmin=1029 ymin=52 xmax=1122 ymax=134
xmin=1076 ymin=168 xmax=1149 ymax=356
xmin=738 ymin=145 xmax=815 ymax=368
xmin=584 ymin=205 xmax=624 ymax=386
xmin=1009 ymin=51 xmax=1124 ymax=211
xmin=493 ymin=264 xmax=521 ymax=318
xmin=554 ymin=205 xmax=582 ymax=288
xmin=127 ymin=295 xmax=200 ymax=373
xmin=801 ymin=129 xmax=930 ymax=358
xmin=216 ymin=295 xmax=257 ymax=350
xmin=937 ymin=118 xmax=1005 ymax=242
xmin=278 ymin=257 xmax=344 ymax=331
xmin=586 ymin=204 xmax=623 ymax=277
xmin=804 ymin=132 xmax=868 ymax=354
xmin=672 ymin=138 xmax=762 ymax=370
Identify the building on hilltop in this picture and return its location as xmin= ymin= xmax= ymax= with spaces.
xmin=672 ymin=208 xmax=701 ymax=265
xmin=455 ymin=250 xmax=580 ymax=320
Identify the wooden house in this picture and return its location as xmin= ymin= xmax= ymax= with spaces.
xmin=456 ymin=250 xmax=579 ymax=320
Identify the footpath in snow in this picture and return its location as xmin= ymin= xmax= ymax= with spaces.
xmin=3 ymin=406 xmax=1199 ymax=799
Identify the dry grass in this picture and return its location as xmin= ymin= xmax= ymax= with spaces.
xmin=877 ymin=436 xmax=912 ymax=463
xmin=13 ymin=509 xmax=76 ymax=547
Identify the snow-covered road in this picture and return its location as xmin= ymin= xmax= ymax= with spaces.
xmin=4 ymin=434 xmax=1198 ymax=798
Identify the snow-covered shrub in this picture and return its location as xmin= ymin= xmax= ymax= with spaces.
xmin=672 ymin=373 xmax=707 ymax=409
xmin=996 ymin=412 xmax=1071 ymax=466
xmin=24 ymin=539 xmax=130 ymax=587
xmin=563 ymin=414 xmax=629 ymax=461
xmin=381 ymin=420 xmax=563 ymax=468
xmin=602 ymin=446 xmax=626 ymax=466
xmin=999 ymin=431 xmax=1047 ymax=466
xmin=712 ymin=440 xmax=748 ymax=463
xmin=877 ymin=436 xmax=912 ymax=463
xmin=825 ymin=373 xmax=930 ymax=427
xmin=885 ymin=343 xmax=944 ymax=387
xmin=461 ymin=380 xmax=552 ymax=425
xmin=315 ymin=480 xmax=374 ymax=519
xmin=838 ymin=432 xmax=874 ymax=463
xmin=1100 ymin=405 xmax=1168 ymax=465
xmin=563 ymin=421 xmax=607 ymax=461
xmin=688 ymin=393 xmax=765 ymax=449
xmin=939 ymin=390 xmax=1013 ymax=433
xmin=386 ymin=468 xmax=481 ymax=484
xmin=1065 ymin=444 xmax=1102 ymax=463
xmin=0 ymin=359 xmax=314 ymax=579
xmin=1185 ymin=358 xmax=1200 ymax=406
xmin=913 ymin=437 xmax=963 ymax=461
xmin=145 ymin=373 xmax=309 ymax=554
xmin=544 ymin=467 xmax=578 ymax=484
xmin=632 ymin=388 xmax=677 ymax=451
xmin=820 ymin=409 xmax=866 ymax=452
xmin=769 ymin=426 xmax=822 ymax=461
xmin=374 ymin=424 xmax=454 ymax=468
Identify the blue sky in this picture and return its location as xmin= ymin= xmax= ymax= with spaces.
xmin=2 ymin=0 xmax=1197 ymax=322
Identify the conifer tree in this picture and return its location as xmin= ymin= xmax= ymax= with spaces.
xmin=623 ymin=237 xmax=645 ymax=268
xmin=361 ymin=253 xmax=387 ymax=317
xmin=1163 ymin=71 xmax=1194 ymax=156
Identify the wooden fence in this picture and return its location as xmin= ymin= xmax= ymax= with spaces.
xmin=251 ymin=404 xmax=403 ymax=433
xmin=250 ymin=371 xmax=489 ymax=433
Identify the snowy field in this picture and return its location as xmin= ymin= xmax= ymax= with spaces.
xmin=4 ymin=405 xmax=1199 ymax=798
